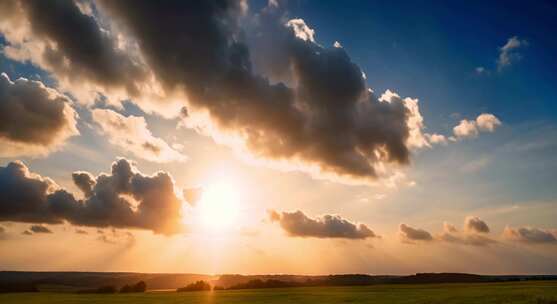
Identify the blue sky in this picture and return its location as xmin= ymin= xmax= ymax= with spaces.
xmin=284 ymin=0 xmax=557 ymax=125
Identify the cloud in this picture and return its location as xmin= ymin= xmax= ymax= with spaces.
xmin=2 ymin=0 xmax=432 ymax=185
xmin=476 ymin=113 xmax=501 ymax=132
xmin=91 ymin=108 xmax=186 ymax=163
xmin=398 ymin=224 xmax=433 ymax=242
xmin=29 ymin=224 xmax=52 ymax=234
xmin=453 ymin=113 xmax=501 ymax=140
xmin=453 ymin=119 xmax=479 ymax=139
xmin=0 ymin=73 xmax=79 ymax=157
xmin=269 ymin=210 xmax=377 ymax=239
xmin=425 ymin=133 xmax=447 ymax=145
xmin=97 ymin=229 xmax=135 ymax=246
xmin=437 ymin=217 xmax=496 ymax=246
xmin=0 ymin=158 xmax=184 ymax=235
xmin=0 ymin=0 xmax=180 ymax=116
xmin=286 ymin=18 xmax=316 ymax=42
xmin=503 ymin=226 xmax=557 ymax=244
xmin=75 ymin=228 xmax=88 ymax=234
xmin=497 ymin=36 xmax=528 ymax=71
xmin=464 ymin=216 xmax=490 ymax=234
xmin=475 ymin=66 xmax=487 ymax=75
xmin=1 ymin=1 xmax=505 ymax=185
xmin=443 ymin=222 xmax=458 ymax=233
xmin=438 ymin=231 xmax=496 ymax=246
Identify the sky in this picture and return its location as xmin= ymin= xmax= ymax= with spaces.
xmin=0 ymin=0 xmax=556 ymax=275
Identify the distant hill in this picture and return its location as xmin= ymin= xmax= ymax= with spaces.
xmin=0 ymin=271 xmax=215 ymax=290
xmin=1 ymin=271 xmax=556 ymax=292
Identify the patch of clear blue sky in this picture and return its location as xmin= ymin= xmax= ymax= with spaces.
xmin=281 ymin=0 xmax=557 ymax=129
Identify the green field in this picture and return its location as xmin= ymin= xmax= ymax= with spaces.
xmin=1 ymin=281 xmax=557 ymax=304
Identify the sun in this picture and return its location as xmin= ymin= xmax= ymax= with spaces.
xmin=194 ymin=180 xmax=241 ymax=232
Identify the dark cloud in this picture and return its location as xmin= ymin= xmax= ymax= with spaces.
xmin=91 ymin=0 xmax=425 ymax=183
xmin=0 ymin=0 xmax=147 ymax=98
xmin=464 ymin=216 xmax=490 ymax=234
xmin=29 ymin=224 xmax=52 ymax=234
xmin=72 ymin=171 xmax=96 ymax=198
xmin=503 ymin=226 xmax=557 ymax=244
xmin=398 ymin=224 xmax=433 ymax=242
xmin=75 ymin=228 xmax=88 ymax=234
xmin=0 ymin=158 xmax=184 ymax=235
xmin=0 ymin=73 xmax=78 ymax=157
xmin=269 ymin=210 xmax=377 ymax=239
xmin=22 ymin=230 xmax=32 ymax=236
xmin=1 ymin=0 xmax=436 ymax=183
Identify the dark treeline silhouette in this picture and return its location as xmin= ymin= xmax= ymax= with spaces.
xmin=120 ymin=281 xmax=146 ymax=293
xmin=0 ymin=282 xmax=39 ymax=293
xmin=1 ymin=271 xmax=556 ymax=293
xmin=176 ymin=280 xmax=211 ymax=292
xmin=77 ymin=285 xmax=117 ymax=294
xmin=78 ymin=281 xmax=146 ymax=294
xmin=0 ymin=271 xmax=214 ymax=290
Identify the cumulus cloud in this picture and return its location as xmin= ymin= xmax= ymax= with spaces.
xmin=425 ymin=133 xmax=447 ymax=145
xmin=453 ymin=119 xmax=479 ymax=139
xmin=269 ymin=210 xmax=377 ymax=239
xmin=398 ymin=224 xmax=433 ymax=242
xmin=1 ymin=0 xmax=505 ymax=184
xmin=503 ymin=226 xmax=557 ymax=244
xmin=497 ymin=36 xmax=528 ymax=71
xmin=464 ymin=216 xmax=490 ymax=234
xmin=0 ymin=0 xmax=439 ymax=184
xmin=0 ymin=73 xmax=79 ymax=157
xmin=29 ymin=224 xmax=52 ymax=234
xmin=0 ymin=0 xmax=182 ymax=116
xmin=453 ymin=113 xmax=501 ymax=140
xmin=0 ymin=159 xmax=184 ymax=235
xmin=91 ymin=109 xmax=186 ymax=163
xmin=476 ymin=113 xmax=501 ymax=132
xmin=436 ymin=217 xmax=496 ymax=246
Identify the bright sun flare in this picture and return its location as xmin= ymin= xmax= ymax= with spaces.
xmin=195 ymin=181 xmax=241 ymax=232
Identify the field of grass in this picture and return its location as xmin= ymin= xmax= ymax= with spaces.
xmin=1 ymin=281 xmax=557 ymax=304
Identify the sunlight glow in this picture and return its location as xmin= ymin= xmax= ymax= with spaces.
xmin=195 ymin=181 xmax=242 ymax=233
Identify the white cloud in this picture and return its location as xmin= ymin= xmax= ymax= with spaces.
xmin=476 ymin=113 xmax=501 ymax=132
xmin=497 ymin=36 xmax=528 ymax=71
xmin=475 ymin=66 xmax=486 ymax=74
xmin=453 ymin=113 xmax=501 ymax=140
xmin=286 ymin=19 xmax=315 ymax=42
xmin=453 ymin=119 xmax=479 ymax=139
xmin=91 ymin=109 xmax=187 ymax=163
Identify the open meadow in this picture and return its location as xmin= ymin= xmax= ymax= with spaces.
xmin=1 ymin=281 xmax=557 ymax=304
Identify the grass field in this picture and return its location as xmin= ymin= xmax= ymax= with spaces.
xmin=1 ymin=281 xmax=556 ymax=304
